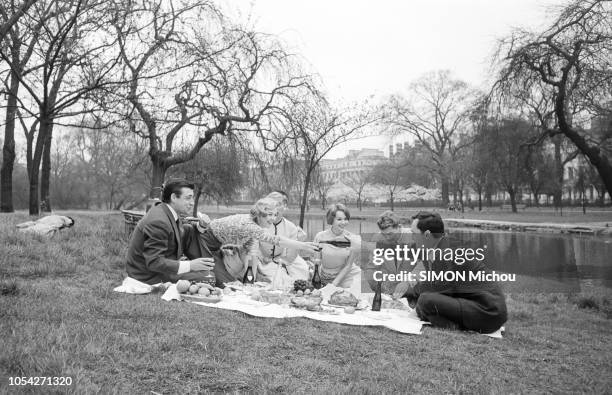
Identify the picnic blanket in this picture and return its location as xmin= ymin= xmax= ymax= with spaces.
xmin=161 ymin=284 xmax=426 ymax=335
xmin=115 ymin=278 xmax=503 ymax=338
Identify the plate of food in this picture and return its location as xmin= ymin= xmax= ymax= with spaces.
xmin=176 ymin=280 xmax=223 ymax=303
xmin=324 ymin=290 xmax=362 ymax=308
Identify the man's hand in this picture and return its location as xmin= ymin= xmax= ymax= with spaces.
xmin=392 ymin=280 xmax=413 ymax=300
xmin=189 ymin=257 xmax=215 ymax=271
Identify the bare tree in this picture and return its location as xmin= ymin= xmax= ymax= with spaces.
xmin=385 ymin=70 xmax=476 ymax=204
xmin=494 ymin=0 xmax=612 ymax=197
xmin=370 ymin=156 xmax=410 ymax=211
xmin=311 ymin=166 xmax=333 ymax=210
xmin=480 ymin=118 xmax=536 ymax=212
xmin=105 ymin=0 xmax=311 ymax=203
xmin=0 ymin=0 xmax=49 ymax=212
xmin=171 ymin=135 xmax=244 ymax=215
xmin=344 ymin=170 xmax=373 ymax=211
xmin=1 ymin=0 xmax=120 ymax=214
xmin=0 ymin=0 xmax=37 ymax=40
xmin=276 ymin=97 xmax=379 ymax=227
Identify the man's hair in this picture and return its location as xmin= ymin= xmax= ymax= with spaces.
xmin=66 ymin=216 xmax=75 ymax=228
xmin=161 ymin=179 xmax=195 ymax=203
xmin=326 ymin=203 xmax=350 ymax=225
xmin=411 ymin=211 xmax=444 ymax=236
xmin=267 ymin=190 xmax=288 ymax=205
xmin=377 ymin=210 xmax=401 ymax=230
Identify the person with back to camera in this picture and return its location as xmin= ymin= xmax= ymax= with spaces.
xmin=400 ymin=211 xmax=507 ymax=333
xmin=313 ymin=203 xmax=362 ymax=295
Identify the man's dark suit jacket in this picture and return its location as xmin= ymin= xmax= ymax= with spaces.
xmin=126 ymin=203 xmax=183 ymax=284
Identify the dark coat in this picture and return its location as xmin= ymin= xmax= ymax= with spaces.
xmin=407 ymin=236 xmax=508 ymax=331
xmin=125 ymin=203 xmax=183 ymax=284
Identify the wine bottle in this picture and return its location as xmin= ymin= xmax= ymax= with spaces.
xmin=312 ymin=262 xmax=322 ymax=289
xmin=243 ymin=256 xmax=255 ymax=284
xmin=372 ymin=281 xmax=382 ymax=311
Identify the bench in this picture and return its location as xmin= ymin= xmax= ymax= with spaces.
xmin=500 ymin=204 xmax=526 ymax=210
xmin=121 ymin=209 xmax=144 ymax=237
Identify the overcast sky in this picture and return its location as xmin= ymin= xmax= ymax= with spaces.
xmin=224 ymin=0 xmax=567 ymax=158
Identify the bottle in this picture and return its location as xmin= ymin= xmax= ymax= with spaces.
xmin=312 ymin=262 xmax=322 ymax=289
xmin=372 ymin=280 xmax=382 ymax=311
xmin=203 ymin=269 xmax=216 ymax=287
xmin=243 ymin=255 xmax=255 ymax=284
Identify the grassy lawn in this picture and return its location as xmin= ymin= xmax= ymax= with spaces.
xmin=1 ymin=213 xmax=611 ymax=393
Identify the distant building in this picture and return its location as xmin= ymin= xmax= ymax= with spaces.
xmin=320 ymin=148 xmax=387 ymax=183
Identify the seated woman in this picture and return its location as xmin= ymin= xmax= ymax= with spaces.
xmin=191 ymin=198 xmax=319 ymax=282
xmin=365 ymin=210 xmax=417 ymax=297
xmin=257 ymin=191 xmax=310 ymax=286
xmin=314 ymin=204 xmax=362 ymax=295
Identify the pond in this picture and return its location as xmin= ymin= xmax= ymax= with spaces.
xmin=293 ymin=216 xmax=612 ymax=291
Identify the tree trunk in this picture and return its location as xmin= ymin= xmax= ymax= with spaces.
xmin=40 ymin=125 xmax=54 ymax=212
xmin=440 ymin=176 xmax=450 ymax=204
xmin=390 ymin=191 xmax=395 ymax=211
xmin=193 ymin=185 xmax=202 ymax=216
xmin=0 ymin=71 xmax=19 ymax=212
xmin=299 ymin=166 xmax=313 ymax=228
xmin=508 ymin=187 xmax=517 ymax=213
xmin=27 ymin=117 xmax=51 ymax=215
xmin=150 ymin=158 xmax=166 ymax=199
xmin=478 ymin=190 xmax=482 ymax=211
xmin=556 ymin=93 xmax=612 ymax=199
xmin=552 ymin=136 xmax=563 ymax=210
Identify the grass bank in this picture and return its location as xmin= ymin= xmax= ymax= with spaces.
xmin=1 ymin=213 xmax=611 ymax=393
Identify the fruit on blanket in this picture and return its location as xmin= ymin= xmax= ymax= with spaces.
xmin=304 ymin=289 xmax=311 ymax=295
xmin=198 ymin=287 xmax=210 ymax=296
xmin=293 ymin=280 xmax=311 ymax=292
xmin=176 ymin=280 xmax=190 ymax=293
xmin=312 ymin=289 xmax=321 ymax=297
xmin=188 ymin=285 xmax=199 ymax=294
xmin=196 ymin=283 xmax=214 ymax=291
xmin=296 ymin=290 xmax=303 ymax=296
xmin=344 ymin=307 xmax=356 ymax=314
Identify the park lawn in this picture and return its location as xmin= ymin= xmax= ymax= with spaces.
xmin=1 ymin=213 xmax=611 ymax=394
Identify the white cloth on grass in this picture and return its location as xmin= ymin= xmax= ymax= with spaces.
xmin=113 ymin=277 xmax=167 ymax=294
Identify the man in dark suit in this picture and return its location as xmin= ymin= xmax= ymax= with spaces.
xmin=126 ymin=179 xmax=215 ymax=285
xmin=401 ymin=212 xmax=507 ymax=333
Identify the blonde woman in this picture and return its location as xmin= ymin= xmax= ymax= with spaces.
xmin=195 ymin=198 xmax=320 ymax=281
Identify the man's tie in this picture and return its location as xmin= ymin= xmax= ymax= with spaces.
xmin=176 ymin=218 xmax=185 ymax=239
